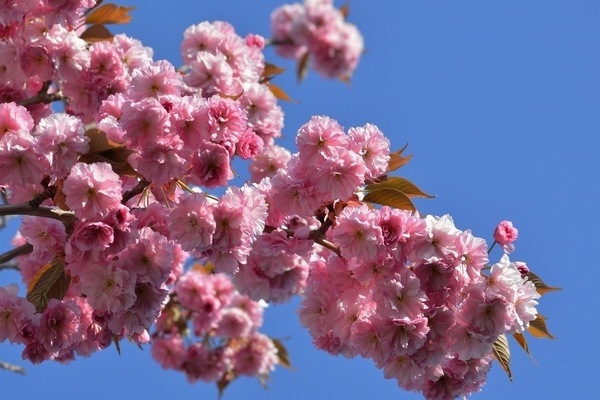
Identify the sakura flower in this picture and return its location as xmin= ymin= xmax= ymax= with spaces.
xmin=63 ymin=162 xmax=122 ymax=220
xmin=332 ymin=204 xmax=383 ymax=262
xmin=494 ymin=220 xmax=519 ymax=254
xmin=168 ymin=192 xmax=216 ymax=252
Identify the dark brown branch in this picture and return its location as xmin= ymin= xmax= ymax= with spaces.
xmin=0 ymin=202 xmax=75 ymax=225
xmin=0 ymin=244 xmax=33 ymax=265
xmin=122 ymin=179 xmax=150 ymax=204
xmin=308 ymin=231 xmax=341 ymax=256
xmin=0 ymin=260 xmax=19 ymax=271
xmin=18 ymin=81 xmax=63 ymax=107
xmin=28 ymin=186 xmax=57 ymax=208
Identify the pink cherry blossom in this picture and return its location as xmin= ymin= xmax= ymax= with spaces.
xmin=169 ymin=192 xmax=216 ymax=252
xmin=63 ymin=162 xmax=122 ymax=220
xmin=494 ymin=220 xmax=519 ymax=253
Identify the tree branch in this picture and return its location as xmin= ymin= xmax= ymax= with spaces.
xmin=17 ymin=81 xmax=63 ymax=107
xmin=0 ymin=260 xmax=20 ymax=271
xmin=122 ymin=179 xmax=150 ymax=204
xmin=0 ymin=202 xmax=74 ymax=225
xmin=0 ymin=244 xmax=33 ymax=264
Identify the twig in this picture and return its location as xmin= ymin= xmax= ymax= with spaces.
xmin=18 ymin=81 xmax=63 ymax=107
xmin=0 ymin=243 xmax=33 ymax=265
xmin=0 ymin=260 xmax=20 ymax=271
xmin=0 ymin=203 xmax=74 ymax=225
xmin=122 ymin=179 xmax=150 ymax=204
xmin=0 ymin=361 xmax=26 ymax=375
xmin=308 ymin=231 xmax=341 ymax=257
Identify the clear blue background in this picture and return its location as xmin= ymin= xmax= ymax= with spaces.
xmin=1 ymin=1 xmax=597 ymax=399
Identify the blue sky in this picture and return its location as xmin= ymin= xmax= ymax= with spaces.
xmin=1 ymin=1 xmax=598 ymax=399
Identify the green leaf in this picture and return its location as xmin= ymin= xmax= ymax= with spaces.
xmin=296 ymin=51 xmax=310 ymax=83
xmin=528 ymin=314 xmax=555 ymax=339
xmin=271 ymin=338 xmax=293 ymax=369
xmin=365 ymin=177 xmax=434 ymax=199
xmin=492 ymin=334 xmax=512 ymax=381
xmin=526 ymin=271 xmax=561 ymax=296
xmin=363 ymin=188 xmax=415 ymax=211
xmin=85 ymin=3 xmax=134 ymax=25
xmin=26 ymin=261 xmax=71 ymax=313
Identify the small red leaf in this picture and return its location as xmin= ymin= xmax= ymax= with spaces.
xmin=526 ymin=271 xmax=561 ymax=296
xmin=262 ymin=62 xmax=286 ymax=79
xmin=80 ymin=24 xmax=114 ymax=43
xmin=85 ymin=3 xmax=134 ymax=25
xmin=365 ymin=177 xmax=434 ymax=199
xmin=528 ymin=314 xmax=555 ymax=339
xmin=267 ymin=83 xmax=294 ymax=102
xmin=296 ymin=51 xmax=310 ymax=83
xmin=363 ymin=188 xmax=416 ymax=211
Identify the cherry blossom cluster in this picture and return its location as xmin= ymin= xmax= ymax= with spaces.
xmin=151 ymin=269 xmax=278 ymax=384
xmin=0 ymin=1 xmax=285 ymax=381
xmin=298 ymin=211 xmax=539 ymax=399
xmin=271 ymin=0 xmax=364 ymax=80
xmin=0 ymin=2 xmax=551 ymax=399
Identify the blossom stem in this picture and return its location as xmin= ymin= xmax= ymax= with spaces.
xmin=488 ymin=240 xmax=497 ymax=254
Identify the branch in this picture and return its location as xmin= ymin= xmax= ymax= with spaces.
xmin=0 ymin=360 xmax=26 ymax=375
xmin=0 ymin=202 xmax=75 ymax=225
xmin=0 ymin=243 xmax=33 ymax=264
xmin=0 ymin=260 xmax=20 ymax=271
xmin=122 ymin=179 xmax=150 ymax=204
xmin=265 ymin=38 xmax=295 ymax=47
xmin=17 ymin=81 xmax=63 ymax=107
xmin=308 ymin=232 xmax=341 ymax=257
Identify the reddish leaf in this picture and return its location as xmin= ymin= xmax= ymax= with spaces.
xmin=80 ymin=24 xmax=113 ymax=43
xmin=296 ymin=51 xmax=310 ymax=83
xmin=512 ymin=332 xmax=534 ymax=360
xmin=267 ymin=83 xmax=294 ymax=102
xmin=365 ymin=177 xmax=434 ymax=199
xmin=528 ymin=314 xmax=555 ymax=339
xmin=526 ymin=271 xmax=561 ymax=296
xmin=80 ymin=129 xmax=138 ymax=176
xmin=85 ymin=3 xmax=134 ymax=25
xmin=113 ymin=334 xmax=121 ymax=355
xmin=387 ymin=144 xmax=413 ymax=172
xmin=26 ymin=261 xmax=70 ymax=313
xmin=339 ymin=3 xmax=350 ymax=20
xmin=271 ymin=338 xmax=293 ymax=369
xmin=363 ymin=188 xmax=416 ymax=212
xmin=262 ymin=62 xmax=286 ymax=79
xmin=217 ymin=371 xmax=235 ymax=398
xmin=492 ymin=334 xmax=512 ymax=381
